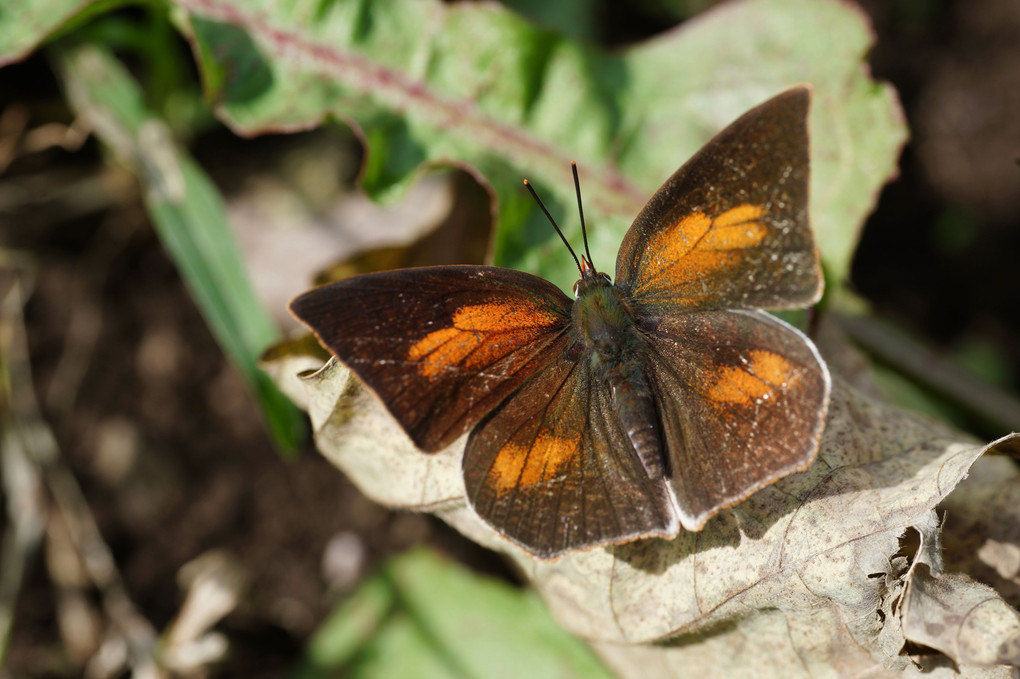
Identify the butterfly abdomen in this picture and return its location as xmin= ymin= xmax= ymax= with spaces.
xmin=604 ymin=360 xmax=664 ymax=481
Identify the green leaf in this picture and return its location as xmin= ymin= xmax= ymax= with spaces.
xmin=500 ymin=0 xmax=599 ymax=42
xmin=0 ymin=0 xmax=88 ymax=65
xmin=176 ymin=0 xmax=905 ymax=291
xmin=0 ymin=0 xmax=130 ymax=66
xmin=54 ymin=43 xmax=303 ymax=452
xmin=298 ymin=572 xmax=396 ymax=673
xmin=296 ymin=548 xmax=613 ymax=679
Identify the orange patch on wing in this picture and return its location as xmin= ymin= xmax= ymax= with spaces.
xmin=706 ymin=366 xmax=771 ymax=405
xmin=633 ymin=204 xmax=767 ymax=301
xmin=488 ymin=430 xmax=579 ymax=496
xmin=701 ymin=204 xmax=767 ymax=250
xmin=407 ymin=327 xmax=462 ymax=360
xmin=714 ymin=203 xmax=765 ymax=229
xmin=747 ymin=349 xmax=799 ymax=387
xmin=642 ymin=211 xmax=713 ymax=278
xmin=407 ymin=301 xmax=560 ymax=380
xmin=706 ymin=350 xmax=796 ymax=407
xmin=407 ymin=327 xmax=482 ymax=380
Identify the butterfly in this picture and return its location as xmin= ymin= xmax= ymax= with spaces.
xmin=290 ymin=86 xmax=831 ymax=559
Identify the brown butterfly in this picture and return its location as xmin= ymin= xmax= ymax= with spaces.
xmin=290 ymin=86 xmax=830 ymax=558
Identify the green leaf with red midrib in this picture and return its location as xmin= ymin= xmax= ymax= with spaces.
xmin=177 ymin=0 xmax=904 ymax=293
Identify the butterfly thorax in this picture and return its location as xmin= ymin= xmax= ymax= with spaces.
xmin=571 ymin=275 xmax=637 ymax=363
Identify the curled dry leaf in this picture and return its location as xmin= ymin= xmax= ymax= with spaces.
xmin=942 ymin=454 xmax=1020 ymax=611
xmin=901 ymin=563 xmax=1020 ymax=669
xmin=262 ymin=346 xmax=1020 ymax=677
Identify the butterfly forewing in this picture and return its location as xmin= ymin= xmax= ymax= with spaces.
xmin=643 ymin=309 xmax=829 ymax=529
xmin=464 ymin=336 xmax=679 ymax=558
xmin=290 ymin=266 xmax=572 ymax=452
xmin=616 ymin=87 xmax=819 ymax=314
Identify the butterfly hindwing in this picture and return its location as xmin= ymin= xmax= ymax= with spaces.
xmin=643 ymin=308 xmax=830 ymax=529
xmin=463 ymin=335 xmax=679 ymax=558
xmin=616 ymin=87 xmax=819 ymax=314
xmin=290 ymin=266 xmax=572 ymax=452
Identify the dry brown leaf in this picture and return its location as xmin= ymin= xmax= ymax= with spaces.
xmin=262 ymin=345 xmax=1020 ymax=677
xmin=901 ymin=563 xmax=1020 ymax=668
xmin=941 ymin=455 xmax=1020 ymax=612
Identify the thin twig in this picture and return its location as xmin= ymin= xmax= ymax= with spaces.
xmin=0 ymin=261 xmax=163 ymax=677
xmin=834 ymin=312 xmax=1020 ymax=434
xmin=0 ymin=267 xmax=48 ymax=668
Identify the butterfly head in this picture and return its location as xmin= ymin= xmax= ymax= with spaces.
xmin=525 ymin=164 xmax=612 ymax=299
xmin=573 ymin=255 xmax=612 ymax=297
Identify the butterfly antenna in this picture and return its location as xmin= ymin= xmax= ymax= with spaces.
xmin=571 ymin=162 xmax=595 ymax=268
xmin=523 ymin=178 xmax=582 ymax=274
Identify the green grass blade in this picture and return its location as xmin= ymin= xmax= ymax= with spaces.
xmin=55 ymin=43 xmax=303 ymax=452
xmin=297 ymin=548 xmax=614 ymax=679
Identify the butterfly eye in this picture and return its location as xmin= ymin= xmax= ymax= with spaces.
xmin=601 ymin=273 xmax=612 ymax=285
xmin=572 ymin=280 xmax=581 ymax=296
